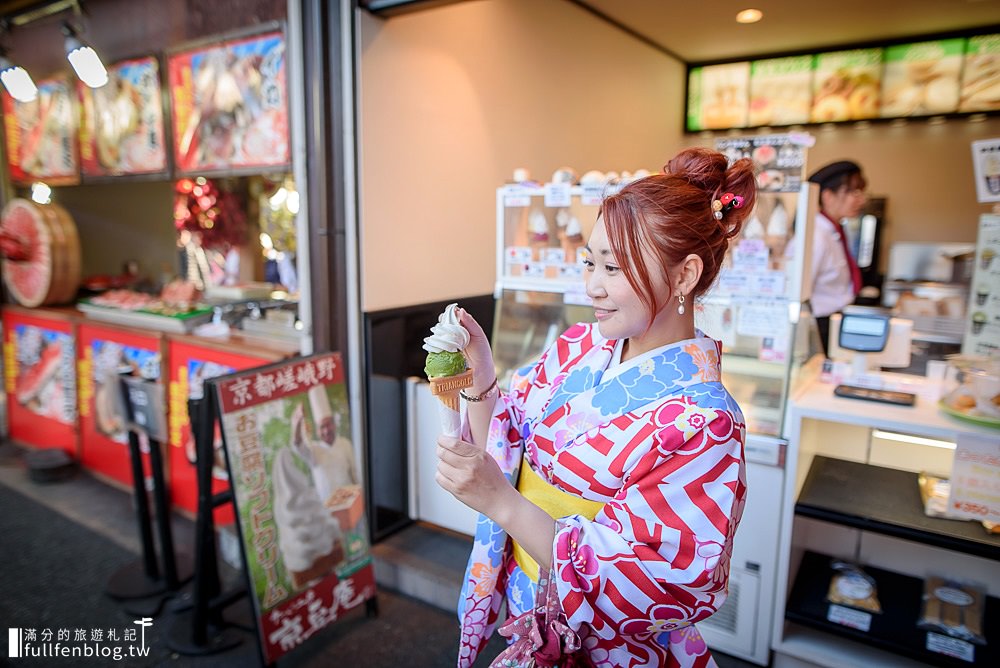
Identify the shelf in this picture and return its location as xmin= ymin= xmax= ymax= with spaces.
xmin=786 ymin=551 xmax=999 ymax=667
xmin=795 ymin=456 xmax=1000 ymax=561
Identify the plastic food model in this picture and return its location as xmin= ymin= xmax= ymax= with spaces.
xmin=0 ymin=198 xmax=81 ymax=307
xmin=423 ymin=303 xmax=473 ymax=437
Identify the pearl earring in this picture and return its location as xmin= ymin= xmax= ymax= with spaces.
xmin=677 ymin=294 xmax=686 ymax=315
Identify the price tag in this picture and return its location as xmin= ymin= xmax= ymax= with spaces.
xmin=948 ymin=432 xmax=1000 ymax=523
xmin=926 ymin=632 xmax=975 ymax=663
xmin=544 ymin=183 xmax=572 ymax=208
xmin=751 ymin=271 xmax=786 ymax=296
xmin=826 ymin=604 xmax=872 ymax=632
xmin=580 ymin=185 xmax=605 ymax=206
xmin=718 ymin=271 xmax=752 ymax=296
xmin=504 ymin=187 xmax=531 ymax=208
xmin=522 ymin=262 xmax=545 ymax=278
xmin=505 ymin=246 xmax=534 ymax=263
xmin=540 ymin=248 xmax=568 ymax=264
xmin=733 ymin=238 xmax=770 ymax=272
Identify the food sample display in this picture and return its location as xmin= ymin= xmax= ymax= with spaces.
xmin=939 ymin=355 xmax=1000 ymax=427
xmin=0 ymin=198 xmax=81 ymax=308
xmin=423 ymin=302 xmax=472 ymax=437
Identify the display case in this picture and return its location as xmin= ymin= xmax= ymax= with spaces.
xmin=492 ymin=183 xmax=609 ymax=387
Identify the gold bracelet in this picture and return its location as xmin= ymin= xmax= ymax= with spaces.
xmin=460 ymin=377 xmax=498 ymax=402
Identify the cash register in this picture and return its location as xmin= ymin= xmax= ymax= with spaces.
xmin=828 ymin=306 xmax=917 ymax=406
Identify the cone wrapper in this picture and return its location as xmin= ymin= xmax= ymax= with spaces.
xmin=429 ymin=368 xmax=473 ymax=437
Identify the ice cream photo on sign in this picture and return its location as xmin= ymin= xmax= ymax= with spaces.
xmin=423 ymin=303 xmax=472 ymax=437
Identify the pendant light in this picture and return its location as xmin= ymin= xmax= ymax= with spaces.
xmin=62 ymin=21 xmax=107 ymax=88
xmin=0 ymin=51 xmax=38 ymax=102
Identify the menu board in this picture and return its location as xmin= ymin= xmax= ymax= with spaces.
xmin=749 ymin=56 xmax=813 ymax=127
xmin=811 ymin=49 xmax=883 ymax=122
xmin=1 ymin=77 xmax=79 ymax=185
xmin=881 ymin=39 xmax=963 ymax=117
xmin=687 ymin=62 xmax=750 ymax=131
xmin=168 ymin=30 xmax=290 ymax=174
xmin=963 ymin=214 xmax=1000 ymax=358
xmin=959 ymin=34 xmax=1000 ymax=112
xmin=78 ymin=56 xmax=167 ymax=177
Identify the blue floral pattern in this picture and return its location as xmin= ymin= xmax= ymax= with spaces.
xmin=542 ymin=367 xmax=602 ymax=421
xmin=592 ymin=347 xmax=699 ymax=416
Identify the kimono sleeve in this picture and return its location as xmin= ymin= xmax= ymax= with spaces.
xmin=551 ymin=407 xmax=747 ymax=637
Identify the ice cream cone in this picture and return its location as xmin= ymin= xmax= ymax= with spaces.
xmin=429 ymin=368 xmax=473 ymax=412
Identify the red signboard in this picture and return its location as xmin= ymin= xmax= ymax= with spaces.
xmin=77 ymin=322 xmax=163 ymax=486
xmin=167 ymin=30 xmax=290 ymax=174
xmin=78 ymin=56 xmax=168 ymax=177
xmin=2 ymin=309 xmax=78 ymax=453
xmin=2 ymin=77 xmax=79 ymax=185
xmin=167 ymin=340 xmax=276 ymax=523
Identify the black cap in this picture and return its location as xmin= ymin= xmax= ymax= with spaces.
xmin=808 ymin=160 xmax=862 ymax=191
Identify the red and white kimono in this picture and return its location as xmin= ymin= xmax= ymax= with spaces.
xmin=457 ymin=323 xmax=747 ymax=668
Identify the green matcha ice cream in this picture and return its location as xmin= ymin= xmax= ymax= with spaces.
xmin=425 ymin=350 xmax=467 ymax=378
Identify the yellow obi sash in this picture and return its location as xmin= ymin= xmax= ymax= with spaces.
xmin=512 ymin=456 xmax=604 ymax=582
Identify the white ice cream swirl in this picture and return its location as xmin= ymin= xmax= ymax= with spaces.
xmin=422 ymin=303 xmax=470 ymax=354
xmin=273 ymin=448 xmax=342 ymax=572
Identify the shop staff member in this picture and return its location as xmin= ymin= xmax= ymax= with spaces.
xmin=291 ymin=385 xmax=358 ymax=504
xmin=806 ymin=160 xmax=866 ymax=355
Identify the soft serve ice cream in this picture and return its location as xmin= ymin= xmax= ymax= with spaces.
xmin=273 ymin=448 xmax=344 ymax=589
xmin=422 ymin=303 xmax=470 ymax=377
xmin=422 ymin=303 xmax=473 ymax=436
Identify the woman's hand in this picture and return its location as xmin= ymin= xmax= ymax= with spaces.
xmin=458 ymin=307 xmax=496 ymax=394
xmin=436 ymin=435 xmax=512 ymax=519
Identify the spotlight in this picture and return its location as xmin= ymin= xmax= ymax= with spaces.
xmin=63 ymin=22 xmax=107 ymax=88
xmin=0 ymin=51 xmax=37 ymax=102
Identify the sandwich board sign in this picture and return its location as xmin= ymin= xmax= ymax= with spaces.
xmin=214 ymin=352 xmax=374 ymax=663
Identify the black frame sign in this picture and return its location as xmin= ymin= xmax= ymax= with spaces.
xmin=686 ymin=31 xmax=1000 ymax=132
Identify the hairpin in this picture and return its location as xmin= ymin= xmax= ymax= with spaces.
xmin=711 ymin=193 xmax=745 ymax=220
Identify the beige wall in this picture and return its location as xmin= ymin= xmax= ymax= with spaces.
xmin=358 ymin=0 xmax=686 ymax=312
xmin=360 ymin=0 xmax=999 ymax=311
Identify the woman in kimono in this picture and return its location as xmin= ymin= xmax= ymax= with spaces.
xmin=437 ymin=147 xmax=756 ymax=668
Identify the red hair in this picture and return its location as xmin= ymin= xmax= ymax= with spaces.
xmin=599 ymin=147 xmax=756 ymax=323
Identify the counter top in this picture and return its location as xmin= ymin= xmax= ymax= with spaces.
xmin=790 ymin=373 xmax=999 ymax=441
xmin=2 ymin=304 xmax=300 ymax=360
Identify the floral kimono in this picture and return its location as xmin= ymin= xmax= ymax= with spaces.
xmin=457 ymin=323 xmax=747 ymax=668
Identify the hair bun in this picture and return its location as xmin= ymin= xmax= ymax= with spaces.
xmin=664 ymin=147 xmax=728 ymax=196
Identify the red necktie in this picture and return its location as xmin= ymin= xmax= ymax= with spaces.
xmin=824 ymin=212 xmax=862 ymax=296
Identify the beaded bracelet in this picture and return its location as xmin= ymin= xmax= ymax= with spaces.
xmin=460 ymin=377 xmax=498 ymax=402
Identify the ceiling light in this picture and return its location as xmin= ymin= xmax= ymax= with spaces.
xmin=0 ymin=53 xmax=38 ymax=102
xmin=736 ymin=9 xmax=763 ymax=24
xmin=63 ymin=22 xmax=107 ymax=88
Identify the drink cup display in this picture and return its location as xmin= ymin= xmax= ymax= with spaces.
xmin=981 ymin=248 xmax=996 ymax=270
xmin=977 ymin=284 xmax=990 ymax=306
xmin=971 ymin=311 xmax=988 ymax=335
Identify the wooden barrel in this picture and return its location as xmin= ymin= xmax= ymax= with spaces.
xmin=0 ymin=198 xmax=82 ymax=307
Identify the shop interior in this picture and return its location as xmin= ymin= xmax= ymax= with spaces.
xmin=0 ymin=0 xmax=998 ymax=666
